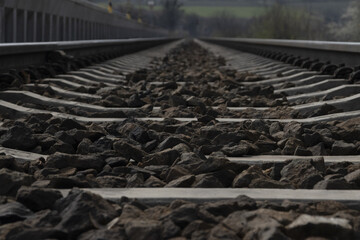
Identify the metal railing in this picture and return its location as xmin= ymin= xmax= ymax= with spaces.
xmin=0 ymin=0 xmax=168 ymax=43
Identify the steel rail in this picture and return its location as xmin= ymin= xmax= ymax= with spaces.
xmin=202 ymin=37 xmax=360 ymax=67
xmin=0 ymin=38 xmax=178 ymax=72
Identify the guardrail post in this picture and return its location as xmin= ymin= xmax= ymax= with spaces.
xmin=68 ymin=17 xmax=72 ymax=41
xmin=49 ymin=14 xmax=53 ymax=41
xmin=56 ymin=15 xmax=60 ymax=41
xmin=0 ymin=7 xmax=5 ymax=43
xmin=23 ymin=10 xmax=28 ymax=42
xmin=41 ymin=12 xmax=45 ymax=41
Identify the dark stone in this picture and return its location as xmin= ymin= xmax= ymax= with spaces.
xmin=166 ymin=165 xmax=190 ymax=182
xmin=16 ymin=186 xmax=62 ymax=211
xmin=182 ymin=220 xmax=213 ymax=238
xmin=105 ymin=157 xmax=129 ymax=168
xmin=169 ymin=95 xmax=187 ymax=107
xmin=47 ymin=176 xmax=92 ymax=189
xmin=161 ymin=219 xmax=181 ymax=239
xmin=283 ymin=122 xmax=303 ymax=138
xmin=129 ymin=126 xmax=150 ymax=144
xmin=332 ymin=140 xmax=357 ymax=155
xmin=144 ymin=176 xmax=166 ymax=187
xmin=144 ymin=139 xmax=158 ymax=152
xmin=0 ymin=155 xmax=19 ymax=170
xmin=249 ymin=177 xmax=292 ymax=189
xmin=45 ymin=153 xmax=105 ymax=171
xmin=49 ymin=141 xmax=75 ymax=154
xmin=96 ymin=176 xmax=127 ymax=187
xmin=0 ymin=223 xmax=67 ymax=240
xmin=294 ymin=146 xmax=312 ymax=156
xmin=281 ymin=138 xmax=304 ymax=155
xmin=55 ymin=189 xmax=118 ymax=238
xmin=113 ymin=140 xmax=146 ymax=162
xmin=78 ymin=228 xmax=126 ymax=240
xmin=221 ymin=144 xmax=249 ymax=157
xmin=126 ymin=173 xmax=145 ymax=188
xmin=193 ymin=174 xmax=224 ymax=188
xmin=165 ymin=175 xmax=196 ymax=187
xmin=0 ymin=125 xmax=37 ymax=151
xmin=308 ymin=142 xmax=328 ymax=156
xmin=76 ymin=138 xmax=92 ymax=155
xmin=158 ymin=136 xmax=187 ymax=151
xmin=208 ymin=224 xmax=241 ymax=240
xmin=125 ymin=219 xmax=162 ymax=240
xmin=303 ymin=132 xmax=322 ymax=147
xmin=269 ymin=122 xmax=282 ymax=136
xmin=161 ymin=203 xmax=198 ymax=228
xmin=0 ymin=202 xmax=33 ymax=224
xmin=192 ymin=157 xmax=229 ymax=175
xmin=141 ymin=149 xmax=180 ymax=166
xmin=60 ymin=119 xmax=86 ymax=130
xmin=0 ymin=168 xmax=34 ymax=196
xmin=280 ymin=159 xmax=323 ymax=189
xmin=127 ymin=94 xmax=145 ymax=107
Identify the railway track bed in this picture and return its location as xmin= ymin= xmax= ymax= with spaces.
xmin=1 ymin=39 xmax=360 ymax=239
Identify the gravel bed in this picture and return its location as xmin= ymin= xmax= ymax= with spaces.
xmin=0 ymin=114 xmax=360 ymax=191
xmin=0 ymin=188 xmax=359 ymax=239
xmin=1 ymin=40 xmax=360 ymax=239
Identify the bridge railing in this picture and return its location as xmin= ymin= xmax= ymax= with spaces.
xmin=0 ymin=0 xmax=168 ymax=43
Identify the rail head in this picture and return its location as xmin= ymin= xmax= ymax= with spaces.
xmin=202 ymin=37 xmax=360 ymax=67
xmin=0 ymin=38 xmax=179 ymax=72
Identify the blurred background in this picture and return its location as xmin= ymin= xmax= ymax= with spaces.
xmin=89 ymin=0 xmax=360 ymax=41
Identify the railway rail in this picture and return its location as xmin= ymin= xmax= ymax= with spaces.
xmin=0 ymin=38 xmax=360 ymax=239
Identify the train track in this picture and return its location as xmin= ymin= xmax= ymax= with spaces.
xmin=0 ymin=38 xmax=360 ymax=239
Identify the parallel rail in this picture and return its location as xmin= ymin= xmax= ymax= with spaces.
xmin=0 ymin=38 xmax=178 ymax=73
xmin=202 ymin=37 xmax=360 ymax=68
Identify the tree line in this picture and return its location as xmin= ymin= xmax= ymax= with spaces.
xmin=116 ymin=0 xmax=360 ymax=41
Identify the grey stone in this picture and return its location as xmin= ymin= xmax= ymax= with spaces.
xmin=286 ymin=214 xmax=353 ymax=239
xmin=314 ymin=178 xmax=354 ymax=190
xmin=345 ymin=169 xmax=360 ymax=186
